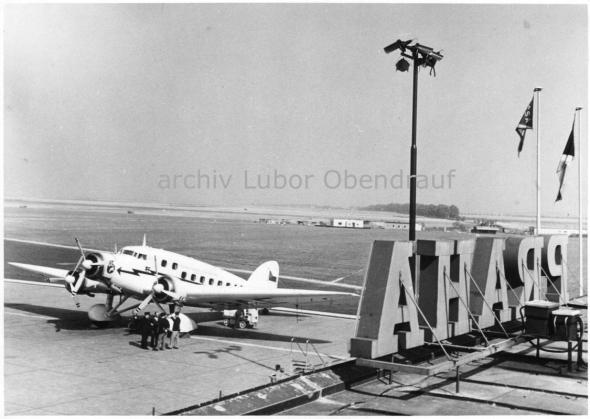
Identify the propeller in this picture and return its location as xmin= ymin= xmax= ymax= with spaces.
xmin=161 ymin=289 xmax=183 ymax=303
xmin=64 ymin=238 xmax=101 ymax=305
xmin=135 ymin=256 xmax=161 ymax=313
xmin=135 ymin=256 xmax=184 ymax=312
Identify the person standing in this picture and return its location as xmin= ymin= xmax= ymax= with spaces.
xmin=140 ymin=312 xmax=151 ymax=349
xmin=157 ymin=313 xmax=169 ymax=350
xmin=169 ymin=312 xmax=181 ymax=349
xmin=128 ymin=313 xmax=139 ymax=332
xmin=150 ymin=312 xmax=160 ymax=351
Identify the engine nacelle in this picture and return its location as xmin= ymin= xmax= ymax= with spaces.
xmin=153 ymin=275 xmax=176 ymax=303
xmin=84 ymin=252 xmax=115 ymax=280
xmin=64 ymin=271 xmax=111 ymax=295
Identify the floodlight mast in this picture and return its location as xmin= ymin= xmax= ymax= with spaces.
xmin=384 ymin=39 xmax=443 ymax=241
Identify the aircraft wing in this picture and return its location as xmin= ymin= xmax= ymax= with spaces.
xmin=222 ymin=267 xmax=362 ymax=291
xmin=182 ymin=288 xmax=358 ymax=311
xmin=8 ymin=262 xmax=70 ymax=279
xmin=5 ymin=278 xmax=65 ymax=288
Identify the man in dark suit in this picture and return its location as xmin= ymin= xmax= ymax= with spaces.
xmin=150 ymin=312 xmax=160 ymax=351
xmin=140 ymin=312 xmax=152 ymax=349
xmin=157 ymin=313 xmax=170 ymax=350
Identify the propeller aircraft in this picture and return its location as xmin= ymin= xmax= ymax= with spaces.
xmin=9 ymin=236 xmax=358 ymax=329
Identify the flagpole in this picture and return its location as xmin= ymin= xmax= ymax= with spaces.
xmin=535 ymin=87 xmax=542 ymax=234
xmin=576 ymin=106 xmax=583 ymax=297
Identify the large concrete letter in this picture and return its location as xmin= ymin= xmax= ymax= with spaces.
xmin=541 ymin=235 xmax=569 ymax=302
xmin=448 ymin=239 xmax=475 ymax=336
xmin=350 ymin=241 xmax=423 ymax=359
xmin=504 ymin=236 xmax=543 ymax=305
xmin=416 ymin=240 xmax=454 ymax=342
xmin=470 ymin=237 xmax=511 ymax=328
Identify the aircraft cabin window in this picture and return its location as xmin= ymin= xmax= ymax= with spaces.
xmin=226 ymin=282 xmax=231 ymax=286
xmin=217 ymin=280 xmax=223 ymax=286
xmin=209 ymin=278 xmax=214 ymax=285
xmin=181 ymin=271 xmax=187 ymax=279
xmin=200 ymin=276 xmax=205 ymax=284
xmin=161 ymin=260 xmax=167 ymax=267
xmin=172 ymin=263 xmax=178 ymax=270
xmin=191 ymin=274 xmax=196 ymax=281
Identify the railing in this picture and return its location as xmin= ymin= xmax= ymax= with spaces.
xmin=290 ymin=338 xmax=327 ymax=372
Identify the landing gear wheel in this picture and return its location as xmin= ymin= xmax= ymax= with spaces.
xmin=88 ymin=303 xmax=118 ymax=326
xmin=238 ymin=319 xmax=247 ymax=329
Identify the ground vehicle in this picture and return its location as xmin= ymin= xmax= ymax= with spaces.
xmin=222 ymin=308 xmax=259 ymax=329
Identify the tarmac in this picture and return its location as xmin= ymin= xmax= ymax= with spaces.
xmin=279 ymin=347 xmax=588 ymax=416
xmin=4 ymin=238 xmax=588 ymax=415
xmin=4 ymin=281 xmax=355 ymax=415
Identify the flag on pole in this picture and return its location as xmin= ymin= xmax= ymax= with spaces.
xmin=515 ymin=96 xmax=534 ymax=156
xmin=555 ymin=120 xmax=575 ymax=202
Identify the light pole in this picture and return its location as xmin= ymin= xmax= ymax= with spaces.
xmin=384 ymin=40 xmax=443 ymax=241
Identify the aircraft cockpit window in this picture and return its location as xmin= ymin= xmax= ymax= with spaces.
xmin=181 ymin=271 xmax=187 ymax=279
xmin=217 ymin=280 xmax=222 ymax=286
xmin=190 ymin=274 xmax=196 ymax=281
xmin=133 ymin=252 xmax=138 ymax=257
xmin=208 ymin=278 xmax=214 ymax=285
xmin=123 ymin=250 xmax=134 ymax=256
xmin=161 ymin=260 xmax=167 ymax=267
xmin=172 ymin=263 xmax=178 ymax=270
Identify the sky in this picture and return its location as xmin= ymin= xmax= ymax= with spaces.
xmin=3 ymin=3 xmax=588 ymax=217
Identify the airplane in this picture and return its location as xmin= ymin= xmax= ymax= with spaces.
xmin=9 ymin=236 xmax=359 ymax=329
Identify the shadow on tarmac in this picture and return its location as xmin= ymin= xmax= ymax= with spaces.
xmin=193 ymin=344 xmax=277 ymax=371
xmin=5 ymin=303 xmax=329 ymax=344
xmin=4 ymin=302 xmax=127 ymax=331
xmin=194 ymin=324 xmax=331 ymax=344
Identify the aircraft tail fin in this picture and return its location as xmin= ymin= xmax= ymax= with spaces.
xmin=248 ymin=261 xmax=279 ymax=288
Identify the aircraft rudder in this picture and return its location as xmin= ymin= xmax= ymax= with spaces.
xmin=248 ymin=261 xmax=279 ymax=288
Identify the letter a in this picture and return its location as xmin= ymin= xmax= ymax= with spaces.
xmin=350 ymin=241 xmax=423 ymax=359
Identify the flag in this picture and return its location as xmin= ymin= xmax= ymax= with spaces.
xmin=515 ymin=96 xmax=534 ymax=156
xmin=555 ymin=120 xmax=575 ymax=202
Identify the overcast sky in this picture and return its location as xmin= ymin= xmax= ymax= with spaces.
xmin=4 ymin=3 xmax=587 ymax=216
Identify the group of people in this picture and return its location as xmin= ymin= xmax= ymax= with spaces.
xmin=130 ymin=311 xmax=182 ymax=350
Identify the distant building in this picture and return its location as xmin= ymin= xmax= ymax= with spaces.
xmin=471 ymin=225 xmax=502 ymax=234
xmin=369 ymin=221 xmax=423 ymax=231
xmin=331 ymin=218 xmax=366 ymax=228
xmin=532 ymin=227 xmax=587 ymax=236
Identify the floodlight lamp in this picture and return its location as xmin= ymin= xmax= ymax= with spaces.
xmin=384 ymin=39 xmax=412 ymax=54
xmin=395 ymin=58 xmax=410 ymax=72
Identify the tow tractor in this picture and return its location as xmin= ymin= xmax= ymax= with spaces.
xmin=222 ymin=308 xmax=259 ymax=329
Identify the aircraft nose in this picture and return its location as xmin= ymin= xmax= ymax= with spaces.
xmin=153 ymin=283 xmax=164 ymax=294
xmin=65 ymin=275 xmax=76 ymax=284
